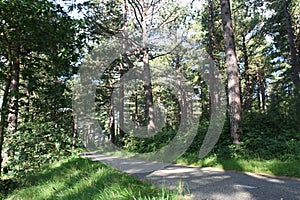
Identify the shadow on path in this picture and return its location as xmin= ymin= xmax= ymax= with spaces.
xmin=83 ymin=153 xmax=300 ymax=200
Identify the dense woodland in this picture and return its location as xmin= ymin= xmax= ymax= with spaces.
xmin=0 ymin=0 xmax=299 ymax=176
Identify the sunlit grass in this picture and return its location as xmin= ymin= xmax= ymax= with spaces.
xmin=176 ymin=154 xmax=300 ymax=178
xmin=5 ymin=156 xmax=179 ymax=200
xmin=90 ymin=148 xmax=300 ymax=178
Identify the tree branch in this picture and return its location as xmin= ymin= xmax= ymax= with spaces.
xmin=128 ymin=0 xmax=143 ymax=30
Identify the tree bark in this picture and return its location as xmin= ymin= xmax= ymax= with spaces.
xmin=257 ymin=70 xmax=261 ymax=111
xmin=242 ymin=34 xmax=253 ymax=111
xmin=109 ymin=86 xmax=115 ymax=144
xmin=5 ymin=44 xmax=21 ymax=163
xmin=220 ymin=0 xmax=242 ymax=144
xmin=24 ymin=78 xmax=30 ymax=123
xmin=135 ymin=91 xmax=139 ymax=127
xmin=284 ymin=0 xmax=300 ymax=89
xmin=0 ymin=43 xmax=20 ymax=174
xmin=72 ymin=115 xmax=78 ymax=149
xmin=7 ymin=44 xmax=20 ymax=135
xmin=261 ymin=75 xmax=266 ymax=112
xmin=208 ymin=0 xmax=215 ymax=60
xmin=119 ymin=0 xmax=128 ymax=138
xmin=208 ymin=0 xmax=219 ymax=118
xmin=174 ymin=54 xmax=187 ymax=125
xmin=109 ymin=104 xmax=115 ymax=144
xmin=141 ymin=1 xmax=155 ymax=136
xmin=284 ymin=0 xmax=300 ymax=127
xmin=0 ymin=82 xmax=10 ymax=175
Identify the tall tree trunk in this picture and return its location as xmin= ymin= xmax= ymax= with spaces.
xmin=208 ymin=0 xmax=219 ymax=118
xmin=257 ymin=70 xmax=261 ymax=111
xmin=261 ymin=75 xmax=266 ymax=112
xmin=109 ymin=104 xmax=115 ymax=144
xmin=220 ymin=0 xmax=242 ymax=144
xmin=119 ymin=0 xmax=128 ymax=138
xmin=0 ymin=82 xmax=10 ymax=175
xmin=174 ymin=55 xmax=187 ymax=124
xmin=141 ymin=1 xmax=155 ymax=135
xmin=72 ymin=115 xmax=78 ymax=149
xmin=135 ymin=91 xmax=139 ymax=127
xmin=284 ymin=0 xmax=300 ymax=89
xmin=7 ymin=44 xmax=20 ymax=135
xmin=242 ymin=34 xmax=253 ymax=111
xmin=24 ymin=78 xmax=30 ymax=123
xmin=6 ymin=44 xmax=21 ymax=163
xmin=119 ymin=63 xmax=125 ymax=138
xmin=208 ymin=0 xmax=215 ymax=60
xmin=109 ymin=86 xmax=115 ymax=144
xmin=284 ymin=0 xmax=300 ymax=127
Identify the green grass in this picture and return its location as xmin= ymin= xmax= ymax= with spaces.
xmin=89 ymin=149 xmax=300 ymax=178
xmin=2 ymin=156 xmax=180 ymax=200
xmin=175 ymin=154 xmax=300 ymax=178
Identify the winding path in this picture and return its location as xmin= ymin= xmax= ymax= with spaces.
xmin=81 ymin=152 xmax=300 ymax=200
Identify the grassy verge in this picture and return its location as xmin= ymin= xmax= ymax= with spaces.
xmin=2 ymin=156 xmax=179 ymax=200
xmin=176 ymin=154 xmax=300 ymax=178
xmin=86 ymin=149 xmax=300 ymax=178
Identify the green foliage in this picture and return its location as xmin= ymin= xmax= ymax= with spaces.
xmin=5 ymin=119 xmax=74 ymax=174
xmin=121 ymin=128 xmax=177 ymax=153
xmin=4 ymin=156 xmax=177 ymax=200
xmin=0 ymin=178 xmax=17 ymax=198
xmin=240 ymin=112 xmax=300 ymax=160
xmin=176 ymin=154 xmax=300 ymax=178
xmin=1 ymin=0 xmax=299 ymax=183
xmin=0 ymin=0 xmax=85 ymax=176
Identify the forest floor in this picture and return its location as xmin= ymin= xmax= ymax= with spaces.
xmin=82 ymin=153 xmax=300 ymax=200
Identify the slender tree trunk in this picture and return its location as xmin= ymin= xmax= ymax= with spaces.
xmin=220 ymin=0 xmax=242 ymax=144
xmin=109 ymin=86 xmax=115 ymax=144
xmin=208 ymin=0 xmax=215 ymax=60
xmin=24 ymin=79 xmax=30 ymax=123
xmin=242 ymin=34 xmax=253 ymax=111
xmin=258 ymin=69 xmax=267 ymax=112
xmin=119 ymin=64 xmax=125 ymax=138
xmin=119 ymin=0 xmax=128 ymax=138
xmin=256 ymin=69 xmax=262 ymax=111
xmin=157 ymin=84 xmax=161 ymax=113
xmin=6 ymin=44 xmax=21 ymax=162
xmin=109 ymin=106 xmax=115 ymax=144
xmin=208 ymin=0 xmax=219 ymax=118
xmin=284 ymin=0 xmax=300 ymax=89
xmin=261 ymin=75 xmax=266 ymax=112
xmin=141 ymin=1 xmax=155 ymax=135
xmin=0 ymin=82 xmax=10 ymax=175
xmin=284 ymin=0 xmax=300 ymax=127
xmin=7 ymin=44 xmax=20 ymax=135
xmin=174 ymin=55 xmax=187 ymax=124
xmin=72 ymin=115 xmax=78 ymax=149
xmin=135 ymin=91 xmax=139 ymax=127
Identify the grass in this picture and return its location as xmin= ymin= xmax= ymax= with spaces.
xmin=87 ymin=148 xmax=300 ymax=178
xmin=2 ymin=156 xmax=180 ymax=200
xmin=89 ymin=148 xmax=300 ymax=178
xmin=4 ymin=152 xmax=298 ymax=200
xmin=175 ymin=154 xmax=300 ymax=178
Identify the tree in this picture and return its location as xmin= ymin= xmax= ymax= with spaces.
xmin=263 ymin=0 xmax=300 ymax=129
xmin=207 ymin=0 xmax=220 ymax=117
xmin=0 ymin=0 xmax=84 ymax=174
xmin=284 ymin=0 xmax=300 ymax=89
xmin=220 ymin=0 xmax=242 ymax=144
xmin=127 ymin=0 xmax=157 ymax=135
xmin=283 ymin=0 xmax=300 ymax=125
